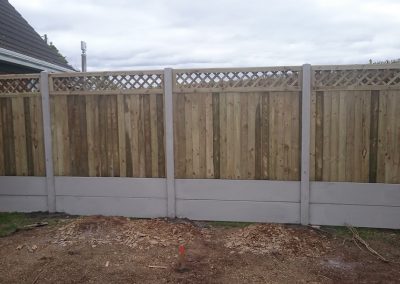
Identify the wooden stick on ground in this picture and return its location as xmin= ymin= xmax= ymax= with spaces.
xmin=346 ymin=225 xmax=389 ymax=263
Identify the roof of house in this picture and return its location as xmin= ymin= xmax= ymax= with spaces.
xmin=0 ymin=0 xmax=75 ymax=71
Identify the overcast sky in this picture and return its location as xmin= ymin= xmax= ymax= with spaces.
xmin=9 ymin=0 xmax=400 ymax=71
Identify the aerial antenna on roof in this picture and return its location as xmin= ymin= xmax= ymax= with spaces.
xmin=81 ymin=41 xmax=87 ymax=72
xmin=42 ymin=34 xmax=48 ymax=44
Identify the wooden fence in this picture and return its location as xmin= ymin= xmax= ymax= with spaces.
xmin=0 ymin=64 xmax=399 ymax=228
xmin=0 ymin=66 xmax=399 ymax=183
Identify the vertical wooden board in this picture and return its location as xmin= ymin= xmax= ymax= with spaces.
xmin=80 ymin=95 xmax=89 ymax=176
xmin=50 ymin=96 xmax=58 ymax=175
xmin=282 ymin=92 xmax=291 ymax=180
xmin=247 ymin=93 xmax=256 ymax=179
xmin=93 ymin=96 xmax=101 ymax=176
xmin=124 ymin=95 xmax=133 ymax=177
xmin=2 ymin=98 xmax=16 ymax=175
xmin=360 ymin=91 xmax=371 ymax=182
xmin=376 ymin=90 xmax=387 ymax=183
xmin=274 ymin=92 xmax=285 ymax=180
xmin=142 ymin=94 xmax=152 ymax=177
xmin=290 ymin=92 xmax=300 ymax=181
xmin=205 ymin=93 xmax=214 ymax=178
xmin=74 ymin=95 xmax=83 ymax=176
xmin=329 ymin=91 xmax=339 ymax=181
xmin=50 ymin=96 xmax=59 ymax=175
xmin=107 ymin=96 xmax=115 ymax=176
xmin=143 ymin=94 xmax=152 ymax=177
xmin=337 ymin=91 xmax=347 ymax=181
xmin=138 ymin=95 xmax=151 ymax=177
xmin=240 ymin=93 xmax=248 ymax=179
xmin=226 ymin=93 xmax=235 ymax=179
xmin=86 ymin=96 xmax=103 ymax=177
xmin=260 ymin=92 xmax=269 ymax=179
xmin=233 ymin=93 xmax=241 ymax=179
xmin=191 ymin=93 xmax=200 ymax=178
xmin=98 ymin=96 xmax=107 ymax=176
xmin=0 ymin=99 xmax=4 ymax=175
xmin=149 ymin=94 xmax=159 ymax=177
xmin=345 ymin=92 xmax=355 ymax=181
xmin=385 ymin=91 xmax=399 ymax=183
xmin=315 ymin=91 xmax=324 ymax=181
xmin=212 ymin=93 xmax=220 ymax=179
xmin=110 ymin=95 xmax=119 ymax=177
xmin=117 ymin=94 xmax=126 ymax=177
xmin=353 ymin=92 xmax=363 ymax=182
xmin=322 ymin=91 xmax=332 ymax=181
xmin=51 ymin=96 xmax=61 ymax=175
xmin=156 ymin=93 xmax=165 ymax=177
xmin=134 ymin=94 xmax=144 ymax=177
xmin=267 ymin=92 xmax=276 ymax=180
xmin=174 ymin=93 xmax=186 ymax=178
xmin=23 ymin=98 xmax=34 ymax=176
xmin=173 ymin=93 xmax=178 ymax=175
xmin=85 ymin=96 xmax=96 ymax=176
xmin=198 ymin=94 xmax=207 ymax=178
xmin=59 ymin=96 xmax=71 ymax=176
xmin=309 ymin=92 xmax=316 ymax=181
xmin=30 ymin=96 xmax=45 ymax=176
xmin=369 ymin=90 xmax=379 ymax=183
xmin=184 ymin=93 xmax=193 ymax=178
xmin=67 ymin=96 xmax=76 ymax=175
xmin=219 ymin=93 xmax=227 ymax=179
xmin=12 ymin=96 xmax=28 ymax=176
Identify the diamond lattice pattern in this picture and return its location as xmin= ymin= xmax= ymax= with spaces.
xmin=0 ymin=77 xmax=40 ymax=93
xmin=52 ymin=73 xmax=163 ymax=92
xmin=314 ymin=69 xmax=400 ymax=87
xmin=175 ymin=70 xmax=300 ymax=89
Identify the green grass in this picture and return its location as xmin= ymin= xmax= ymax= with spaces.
xmin=323 ymin=226 xmax=400 ymax=242
xmin=206 ymin=221 xmax=254 ymax=228
xmin=0 ymin=212 xmax=61 ymax=237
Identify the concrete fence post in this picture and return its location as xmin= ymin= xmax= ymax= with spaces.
xmin=300 ymin=64 xmax=312 ymax=225
xmin=163 ymin=68 xmax=176 ymax=218
xmin=40 ymin=71 xmax=56 ymax=213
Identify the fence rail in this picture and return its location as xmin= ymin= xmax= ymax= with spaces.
xmin=0 ymin=64 xmax=399 ymax=228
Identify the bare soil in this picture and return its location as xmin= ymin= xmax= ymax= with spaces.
xmin=0 ymin=215 xmax=399 ymax=283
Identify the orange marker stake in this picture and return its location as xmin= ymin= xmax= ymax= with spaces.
xmin=178 ymin=244 xmax=186 ymax=270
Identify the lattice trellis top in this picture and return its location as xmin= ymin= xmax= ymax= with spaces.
xmin=174 ymin=67 xmax=302 ymax=91
xmin=313 ymin=66 xmax=400 ymax=89
xmin=50 ymin=71 xmax=164 ymax=93
xmin=0 ymin=75 xmax=40 ymax=94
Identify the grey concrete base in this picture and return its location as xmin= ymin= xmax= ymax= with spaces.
xmin=0 ymin=176 xmax=47 ymax=212
xmin=57 ymin=196 xmax=166 ymax=217
xmin=1 ymin=177 xmax=399 ymax=229
xmin=176 ymin=179 xmax=300 ymax=223
xmin=310 ymin=182 xmax=400 ymax=229
xmin=177 ymin=199 xmax=300 ymax=223
xmin=310 ymin=204 xmax=400 ymax=229
xmin=54 ymin=177 xmax=167 ymax=217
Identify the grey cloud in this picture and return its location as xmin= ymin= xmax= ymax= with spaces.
xmin=9 ymin=0 xmax=400 ymax=71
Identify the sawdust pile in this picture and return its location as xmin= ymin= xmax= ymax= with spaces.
xmin=54 ymin=216 xmax=206 ymax=249
xmin=224 ymin=224 xmax=331 ymax=257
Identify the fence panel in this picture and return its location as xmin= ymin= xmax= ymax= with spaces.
xmin=0 ymin=75 xmax=45 ymax=176
xmin=310 ymin=66 xmax=400 ymax=183
xmin=173 ymin=67 xmax=302 ymax=180
xmin=49 ymin=72 xmax=165 ymax=177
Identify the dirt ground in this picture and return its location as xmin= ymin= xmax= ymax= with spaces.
xmin=0 ymin=214 xmax=399 ymax=284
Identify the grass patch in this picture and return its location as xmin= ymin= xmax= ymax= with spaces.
xmin=323 ymin=226 xmax=400 ymax=242
xmin=0 ymin=212 xmax=62 ymax=237
xmin=206 ymin=221 xmax=254 ymax=228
